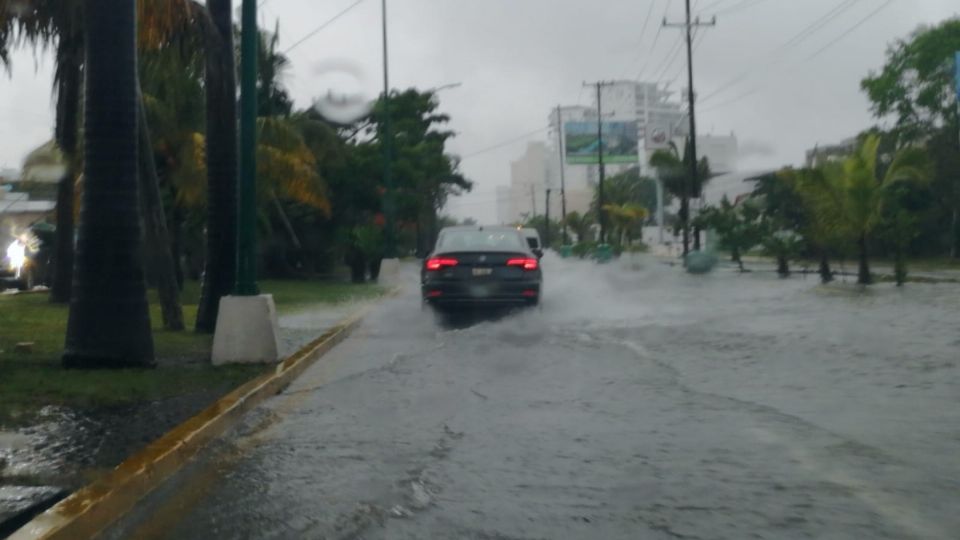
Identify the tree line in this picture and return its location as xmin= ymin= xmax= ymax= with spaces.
xmin=1 ymin=0 xmax=470 ymax=367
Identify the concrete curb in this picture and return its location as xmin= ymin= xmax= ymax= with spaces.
xmin=9 ymin=290 xmax=397 ymax=540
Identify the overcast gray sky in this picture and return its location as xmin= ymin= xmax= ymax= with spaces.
xmin=1 ymin=0 xmax=957 ymax=223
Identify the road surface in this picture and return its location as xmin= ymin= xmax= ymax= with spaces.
xmin=114 ymin=255 xmax=960 ymax=539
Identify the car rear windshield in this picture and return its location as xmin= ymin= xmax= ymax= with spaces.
xmin=437 ymin=230 xmax=527 ymax=252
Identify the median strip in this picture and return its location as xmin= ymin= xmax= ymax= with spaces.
xmin=8 ymin=290 xmax=396 ymax=540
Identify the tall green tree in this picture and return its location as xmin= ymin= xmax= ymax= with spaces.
xmin=698 ymin=196 xmax=764 ymax=272
xmin=592 ymin=166 xmax=669 ymax=223
xmin=563 ymin=211 xmax=594 ymax=243
xmin=861 ymin=18 xmax=960 ymax=257
xmin=831 ymin=134 xmax=931 ymax=284
xmin=63 ymin=0 xmax=153 ymax=367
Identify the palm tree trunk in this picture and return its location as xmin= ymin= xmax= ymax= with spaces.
xmin=818 ymin=251 xmax=833 ymax=284
xmin=138 ymin=88 xmax=185 ymax=331
xmin=732 ymin=247 xmax=744 ymax=272
xmin=64 ymin=0 xmax=154 ymax=368
xmin=857 ymin=233 xmax=872 ymax=285
xmin=894 ymin=247 xmax=907 ymax=286
xmin=693 ymin=223 xmax=701 ymax=251
xmin=776 ymin=255 xmax=790 ymax=277
xmin=195 ymin=0 xmax=239 ymax=333
xmin=50 ymin=50 xmax=81 ymax=304
xmin=680 ymin=197 xmax=690 ymax=255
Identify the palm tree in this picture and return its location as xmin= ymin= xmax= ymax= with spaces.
xmin=830 ymin=134 xmax=930 ymax=284
xmin=649 ymin=139 xmax=712 ymax=253
xmin=603 ymin=203 xmax=648 ymax=247
xmin=195 ymin=0 xmax=238 ymax=333
xmin=63 ymin=0 xmax=154 ymax=367
xmin=563 ymin=211 xmax=593 ymax=243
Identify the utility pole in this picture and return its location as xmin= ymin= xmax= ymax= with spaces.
xmin=381 ymin=0 xmax=396 ymax=257
xmin=530 ymin=184 xmax=537 ymax=217
xmin=584 ymin=80 xmax=616 ymax=244
xmin=236 ymin=0 xmax=258 ymax=295
xmin=664 ymin=1 xmax=715 ymax=256
xmin=545 ymin=188 xmax=552 ymax=247
xmin=555 ymin=106 xmax=568 ymax=244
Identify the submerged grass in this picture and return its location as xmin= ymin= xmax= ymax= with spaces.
xmin=0 ymin=279 xmax=384 ymax=425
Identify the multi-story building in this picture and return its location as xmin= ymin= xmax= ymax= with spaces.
xmin=497 ymin=142 xmax=550 ymax=225
xmin=805 ymin=137 xmax=857 ymax=167
xmin=499 ymin=81 xmax=738 ymax=235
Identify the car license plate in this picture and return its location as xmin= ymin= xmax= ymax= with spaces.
xmin=472 ymin=267 xmax=493 ymax=277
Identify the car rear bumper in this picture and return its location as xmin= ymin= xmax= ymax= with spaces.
xmin=422 ymin=280 xmax=541 ymax=306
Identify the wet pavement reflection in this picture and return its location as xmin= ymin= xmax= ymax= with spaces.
xmin=109 ymin=255 xmax=960 ymax=539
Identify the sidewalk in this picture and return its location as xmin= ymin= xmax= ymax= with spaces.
xmin=0 ymin=294 xmax=383 ymax=537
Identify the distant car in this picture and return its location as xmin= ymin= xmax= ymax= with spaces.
xmin=422 ymin=226 xmax=543 ymax=308
xmin=520 ymin=228 xmax=544 ymax=258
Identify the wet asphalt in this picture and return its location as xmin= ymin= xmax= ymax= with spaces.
xmin=115 ymin=255 xmax=960 ymax=540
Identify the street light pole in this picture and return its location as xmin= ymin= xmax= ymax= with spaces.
xmin=236 ymin=0 xmax=258 ymax=295
xmin=381 ymin=0 xmax=396 ymax=258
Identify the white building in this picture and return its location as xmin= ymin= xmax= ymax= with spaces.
xmin=497 ymin=142 xmax=550 ymax=225
xmin=499 ymin=81 xmax=739 ymax=236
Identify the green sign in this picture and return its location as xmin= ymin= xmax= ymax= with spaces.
xmin=565 ymin=121 xmax=639 ymax=165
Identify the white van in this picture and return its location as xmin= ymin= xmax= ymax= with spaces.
xmin=521 ymin=228 xmax=543 ymax=258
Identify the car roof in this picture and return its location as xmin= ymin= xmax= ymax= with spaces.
xmin=439 ymin=225 xmax=522 ymax=233
xmin=520 ymin=228 xmax=540 ymax=236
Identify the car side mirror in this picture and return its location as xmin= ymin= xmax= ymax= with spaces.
xmin=534 ymin=249 xmax=544 ymax=259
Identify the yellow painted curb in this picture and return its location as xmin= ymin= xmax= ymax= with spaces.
xmin=10 ymin=289 xmax=399 ymax=540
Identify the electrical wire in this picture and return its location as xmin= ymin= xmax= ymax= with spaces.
xmin=637 ymin=0 xmax=675 ymax=80
xmin=714 ymin=0 xmax=769 ymax=17
xmin=699 ymin=0 xmax=894 ymax=113
xmin=698 ymin=0 xmax=862 ymax=103
xmin=651 ymin=33 xmax=685 ymax=83
xmin=620 ymin=0 xmax=660 ymax=79
xmin=805 ymin=0 xmax=895 ymax=60
xmin=283 ymin=0 xmax=367 ymax=54
xmin=459 ymin=126 xmax=551 ymax=160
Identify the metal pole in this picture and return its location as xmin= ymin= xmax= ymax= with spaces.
xmin=544 ymin=188 xmax=551 ymax=247
xmin=236 ymin=0 xmax=259 ymax=295
xmin=596 ymin=82 xmax=606 ymax=244
xmin=530 ymin=183 xmax=537 ymax=217
xmin=555 ymin=106 xmax=568 ymax=244
xmin=664 ymin=4 xmax=714 ymax=256
xmin=381 ymin=0 xmax=396 ymax=257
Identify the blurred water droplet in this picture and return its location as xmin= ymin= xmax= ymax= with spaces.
xmin=310 ymin=60 xmax=375 ymax=125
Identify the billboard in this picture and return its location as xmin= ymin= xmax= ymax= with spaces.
xmin=565 ymin=121 xmax=639 ymax=165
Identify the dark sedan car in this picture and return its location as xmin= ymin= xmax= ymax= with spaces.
xmin=421 ymin=226 xmax=542 ymax=308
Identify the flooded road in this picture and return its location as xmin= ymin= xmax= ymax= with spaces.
xmin=115 ymin=255 xmax=960 ymax=539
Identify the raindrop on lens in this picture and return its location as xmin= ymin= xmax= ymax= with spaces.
xmin=310 ymin=60 xmax=375 ymax=125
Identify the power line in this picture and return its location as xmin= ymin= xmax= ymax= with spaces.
xmin=666 ymin=29 xmax=707 ymax=86
xmin=637 ymin=0 xmax=674 ymax=80
xmin=283 ymin=0 xmax=367 ymax=54
xmin=806 ymin=0 xmax=895 ymax=61
xmin=621 ymin=0 xmax=660 ymax=79
xmin=698 ymin=0 xmax=738 ymax=13
xmin=698 ymin=0 xmax=863 ymax=103
xmin=651 ymin=33 xmax=685 ymax=83
xmin=459 ymin=126 xmax=550 ymax=160
xmin=714 ymin=0 xmax=769 ymax=16
xmin=699 ymin=0 xmax=893 ymax=114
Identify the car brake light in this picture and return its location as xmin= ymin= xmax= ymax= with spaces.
xmin=425 ymin=257 xmax=458 ymax=271
xmin=506 ymin=258 xmax=539 ymax=271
